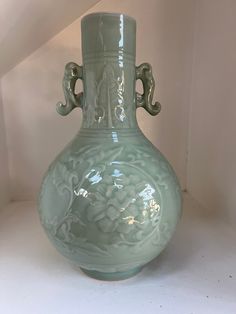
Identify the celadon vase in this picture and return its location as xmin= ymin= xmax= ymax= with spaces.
xmin=38 ymin=12 xmax=182 ymax=281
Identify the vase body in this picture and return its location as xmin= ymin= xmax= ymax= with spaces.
xmin=38 ymin=13 xmax=182 ymax=281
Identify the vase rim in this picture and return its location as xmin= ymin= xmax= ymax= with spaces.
xmin=82 ymin=12 xmax=136 ymax=24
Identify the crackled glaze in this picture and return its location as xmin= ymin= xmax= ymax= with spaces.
xmin=38 ymin=12 xmax=182 ymax=280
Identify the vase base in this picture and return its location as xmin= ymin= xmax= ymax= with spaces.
xmin=80 ymin=266 xmax=143 ymax=281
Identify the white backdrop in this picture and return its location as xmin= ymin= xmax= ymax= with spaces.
xmin=187 ymin=0 xmax=236 ymax=226
xmin=1 ymin=0 xmax=195 ymax=201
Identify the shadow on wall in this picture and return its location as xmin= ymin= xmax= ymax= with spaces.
xmin=5 ymin=43 xmax=83 ymax=201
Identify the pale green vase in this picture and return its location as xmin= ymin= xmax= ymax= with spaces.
xmin=38 ymin=12 xmax=182 ymax=281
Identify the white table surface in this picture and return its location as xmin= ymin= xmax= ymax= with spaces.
xmin=1 ymin=193 xmax=236 ymax=314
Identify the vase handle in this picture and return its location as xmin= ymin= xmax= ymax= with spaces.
xmin=56 ymin=62 xmax=83 ymax=116
xmin=135 ymin=63 xmax=161 ymax=116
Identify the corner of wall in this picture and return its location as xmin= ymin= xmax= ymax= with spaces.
xmin=185 ymin=0 xmax=199 ymax=194
xmin=0 ymin=79 xmax=10 ymax=209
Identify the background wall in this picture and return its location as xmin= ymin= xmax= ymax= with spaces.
xmin=0 ymin=0 xmax=100 ymax=75
xmin=187 ymin=0 xmax=236 ymax=226
xmin=0 ymin=84 xmax=9 ymax=208
xmin=1 ymin=0 xmax=195 ymax=201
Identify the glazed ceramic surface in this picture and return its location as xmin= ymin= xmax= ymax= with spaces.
xmin=38 ymin=13 xmax=182 ymax=281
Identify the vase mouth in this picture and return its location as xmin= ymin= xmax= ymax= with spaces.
xmin=82 ymin=12 xmax=136 ymax=24
xmin=81 ymin=11 xmax=136 ymax=57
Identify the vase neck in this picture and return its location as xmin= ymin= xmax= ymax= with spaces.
xmin=81 ymin=53 xmax=137 ymax=129
xmin=81 ymin=13 xmax=137 ymax=130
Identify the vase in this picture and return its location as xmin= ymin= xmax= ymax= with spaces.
xmin=38 ymin=12 xmax=182 ymax=281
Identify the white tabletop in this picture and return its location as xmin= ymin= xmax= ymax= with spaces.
xmin=0 ymin=193 xmax=236 ymax=314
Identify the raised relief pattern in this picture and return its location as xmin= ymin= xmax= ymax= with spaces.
xmin=39 ymin=144 xmax=177 ymax=258
xmin=83 ymin=63 xmax=135 ymax=129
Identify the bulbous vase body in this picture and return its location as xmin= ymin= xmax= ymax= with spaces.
xmin=38 ymin=13 xmax=182 ymax=281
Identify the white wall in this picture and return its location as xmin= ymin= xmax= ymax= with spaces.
xmin=0 ymin=0 xmax=100 ymax=75
xmin=1 ymin=0 xmax=195 ymax=201
xmin=0 ymin=83 xmax=9 ymax=208
xmin=187 ymin=0 xmax=236 ymax=225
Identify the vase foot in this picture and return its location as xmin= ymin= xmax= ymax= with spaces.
xmin=80 ymin=266 xmax=143 ymax=281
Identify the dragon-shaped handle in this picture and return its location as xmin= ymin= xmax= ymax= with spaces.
xmin=56 ymin=62 xmax=83 ymax=116
xmin=136 ymin=63 xmax=161 ymax=116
